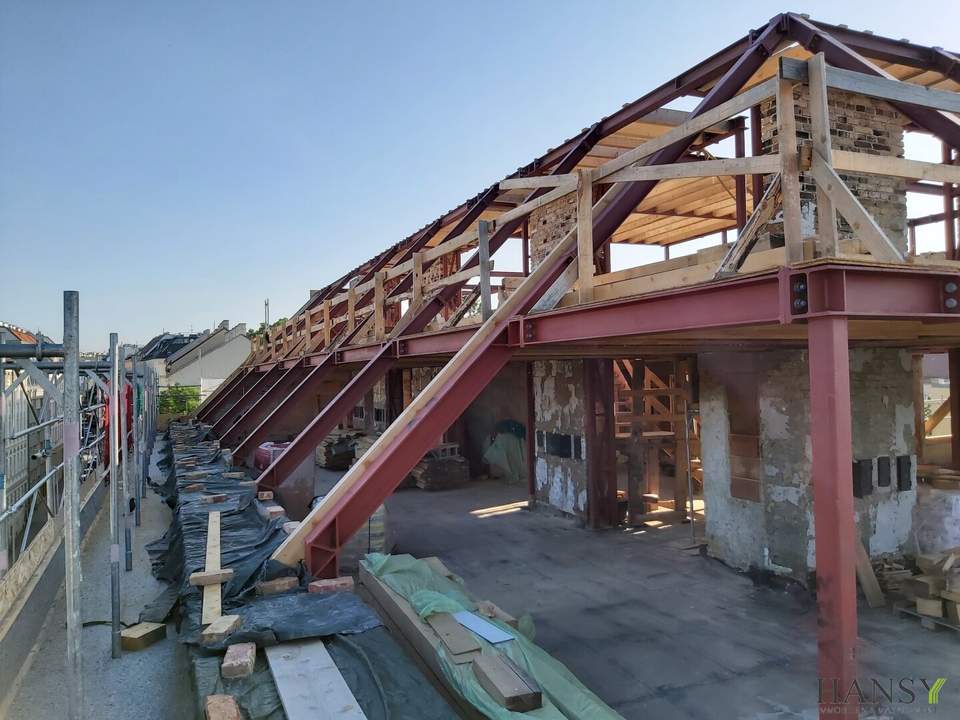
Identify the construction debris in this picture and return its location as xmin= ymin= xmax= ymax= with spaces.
xmin=120 ymin=622 xmax=167 ymax=651
xmin=220 ymin=642 xmax=257 ymax=679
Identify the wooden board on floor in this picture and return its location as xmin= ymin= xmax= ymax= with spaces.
xmin=201 ymin=511 xmax=222 ymax=625
xmin=265 ymin=640 xmax=367 ymax=720
xmin=855 ymin=538 xmax=886 ymax=609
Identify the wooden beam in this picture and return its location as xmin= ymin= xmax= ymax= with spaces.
xmin=593 ymin=77 xmax=779 ymax=184
xmin=201 ymin=511 xmax=222 ymax=626
xmin=347 ymin=284 xmax=356 ymax=333
xmin=777 ymin=78 xmax=804 ymax=264
xmin=322 ymin=300 xmax=332 ymax=347
xmin=810 ymin=154 xmax=904 ymax=263
xmin=576 ymin=169 xmax=595 ymax=304
xmin=780 ymin=55 xmax=960 ymax=114
xmin=925 ymin=396 xmax=951 ymax=435
xmin=603 ymin=154 xmax=781 ymax=184
xmin=808 ymin=53 xmax=839 ymax=257
xmin=499 ymin=174 xmax=576 ymax=190
xmin=832 ymin=150 xmax=960 ymax=185
xmin=715 ymin=174 xmax=783 ymax=277
xmin=374 ymin=270 xmax=386 ymax=341
xmin=412 ymin=251 xmax=424 ymax=307
xmin=478 ymin=220 xmax=492 ymax=321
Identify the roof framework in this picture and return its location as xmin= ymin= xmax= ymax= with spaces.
xmin=196 ymin=15 xmax=960 ymax=717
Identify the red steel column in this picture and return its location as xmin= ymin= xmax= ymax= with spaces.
xmin=808 ymin=316 xmax=858 ymax=719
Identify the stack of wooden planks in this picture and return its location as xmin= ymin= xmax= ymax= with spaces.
xmin=315 ymin=429 xmax=361 ymax=470
xmin=903 ymin=549 xmax=960 ymax=626
xmin=408 ymin=455 xmax=470 ymax=491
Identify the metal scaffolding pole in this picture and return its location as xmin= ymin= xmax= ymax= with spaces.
xmin=62 ymin=291 xmax=84 ymax=720
xmin=108 ymin=333 xmax=122 ymax=658
xmin=118 ymin=346 xmax=132 ymax=572
xmin=133 ymin=358 xmax=141 ymax=526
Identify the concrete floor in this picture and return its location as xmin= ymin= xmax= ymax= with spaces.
xmin=4 ymin=442 xmax=192 ymax=720
xmin=386 ymin=480 xmax=960 ymax=720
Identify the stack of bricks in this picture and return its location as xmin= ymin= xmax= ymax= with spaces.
xmin=760 ymin=85 xmax=907 ymax=253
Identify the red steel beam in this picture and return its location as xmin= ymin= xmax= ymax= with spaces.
xmin=256 ymin=345 xmax=397 ymax=489
xmin=197 ymin=367 xmax=254 ymax=423
xmin=302 ymin=345 xmax=515 ymax=576
xmin=807 ymin=315 xmax=858 ymax=719
xmin=220 ymin=365 xmax=312 ymax=450
xmin=210 ymin=365 xmax=284 ymax=434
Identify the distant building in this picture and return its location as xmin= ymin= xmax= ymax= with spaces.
xmin=139 ymin=321 xmax=251 ymax=400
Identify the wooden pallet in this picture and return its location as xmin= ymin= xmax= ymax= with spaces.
xmin=892 ymin=601 xmax=960 ymax=634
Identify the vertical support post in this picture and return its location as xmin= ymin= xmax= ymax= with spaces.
xmin=62 ymin=291 xmax=84 ymax=719
xmin=363 ymin=389 xmax=375 ymax=432
xmin=721 ymin=230 xmax=728 ymax=246
xmin=808 ymin=316 xmax=857 ymax=718
xmin=119 ymin=347 xmax=132 ymax=573
xmin=583 ymin=359 xmax=617 ymax=528
xmin=412 ymin=251 xmax=424 ymax=307
xmin=576 ymin=169 xmax=595 ymax=304
xmin=944 ymin=143 xmax=956 ymax=260
xmin=133 ymin=358 xmax=141 ymax=526
xmin=778 ymin=78 xmax=804 ymax=264
xmin=347 ymin=283 xmax=357 ymax=332
xmin=674 ymin=358 xmax=691 ymax=518
xmin=478 ymin=220 xmax=492 ymax=320
xmin=525 ymin=362 xmax=536 ymax=505
xmin=521 ymin=219 xmax=530 ymax=276
xmin=374 ymin=270 xmax=386 ymax=341
xmin=306 ymin=308 xmax=315 ymax=349
xmin=809 ymin=53 xmax=839 ymax=257
xmin=949 ymin=351 xmax=960 ymax=469
xmin=109 ymin=333 xmax=122 ymax=659
xmin=908 ymin=225 xmax=917 ymax=257
xmin=750 ymin=104 xmax=764 ymax=203
xmin=734 ymin=117 xmax=747 ymax=233
xmin=0 ymin=369 xmax=7 ymax=578
xmin=322 ymin=300 xmax=332 ymax=348
xmin=912 ymin=355 xmax=924 ymax=464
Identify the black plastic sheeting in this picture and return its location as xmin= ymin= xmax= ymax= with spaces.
xmin=193 ymin=628 xmax=457 ymax=720
xmin=152 ymin=424 xmax=457 ymax=719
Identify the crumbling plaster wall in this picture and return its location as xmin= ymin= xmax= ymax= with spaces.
xmin=533 ymin=359 xmax=588 ymax=517
xmin=700 ymin=348 xmax=916 ymax=583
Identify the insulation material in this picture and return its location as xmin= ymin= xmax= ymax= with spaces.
xmin=483 ymin=431 xmax=527 ymax=484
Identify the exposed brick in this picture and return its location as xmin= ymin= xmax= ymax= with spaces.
xmin=202 ymin=493 xmax=228 ymax=503
xmin=256 ymin=576 xmax=299 ymax=596
xmin=308 ymin=577 xmax=355 ymax=594
xmin=221 ymin=642 xmax=257 ymax=679
xmin=205 ymin=694 xmax=241 ymax=720
xmin=257 ymin=490 xmax=274 ymax=501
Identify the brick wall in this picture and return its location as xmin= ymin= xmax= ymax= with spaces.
xmin=528 ymin=193 xmax=577 ymax=269
xmin=760 ymin=86 xmax=907 ymax=252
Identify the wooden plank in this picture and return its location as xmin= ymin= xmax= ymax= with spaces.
xmin=603 ymin=154 xmax=781 ymax=184
xmin=374 ymin=271 xmax=386 ymax=341
xmin=810 ymin=154 xmax=904 ymax=263
xmin=266 ymin=640 xmax=367 ymax=720
xmin=576 ymin=169 xmax=595 ymax=304
xmin=323 ymin=300 xmax=332 ymax=347
xmin=189 ymin=568 xmax=234 ymax=587
xmin=478 ymin=220 xmax=492 ymax=321
xmin=120 ymin=622 xmax=167 ymax=651
xmin=832 ymin=149 xmax=960 ymax=185
xmin=472 ymin=653 xmax=542 ymax=712
xmin=855 ymin=538 xmax=886 ymax=609
xmin=347 ymin=284 xmax=357 ymax=332
xmin=425 ymin=613 xmax=482 ymax=659
xmin=201 ymin=511 xmax=222 ymax=625
xmin=925 ymin=396 xmax=951 ymax=434
xmin=715 ymin=174 xmax=783 ymax=277
xmin=412 ymin=251 xmax=424 ymax=307
xmin=357 ymin=564 xmax=484 ymax=719
xmin=778 ymin=78 xmax=804 ymax=264
xmin=593 ymin=77 xmax=779 ymax=183
xmin=808 ymin=53 xmax=839 ymax=256
xmin=499 ymin=174 xmax=576 ymax=190
xmin=780 ymin=56 xmax=960 ymax=114
xmin=201 ymin=614 xmax=240 ymax=644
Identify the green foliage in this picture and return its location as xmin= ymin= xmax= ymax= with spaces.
xmin=158 ymin=385 xmax=200 ymax=414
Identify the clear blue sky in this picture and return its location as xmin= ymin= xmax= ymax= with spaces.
xmin=2 ymin=1 xmax=957 ymax=351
